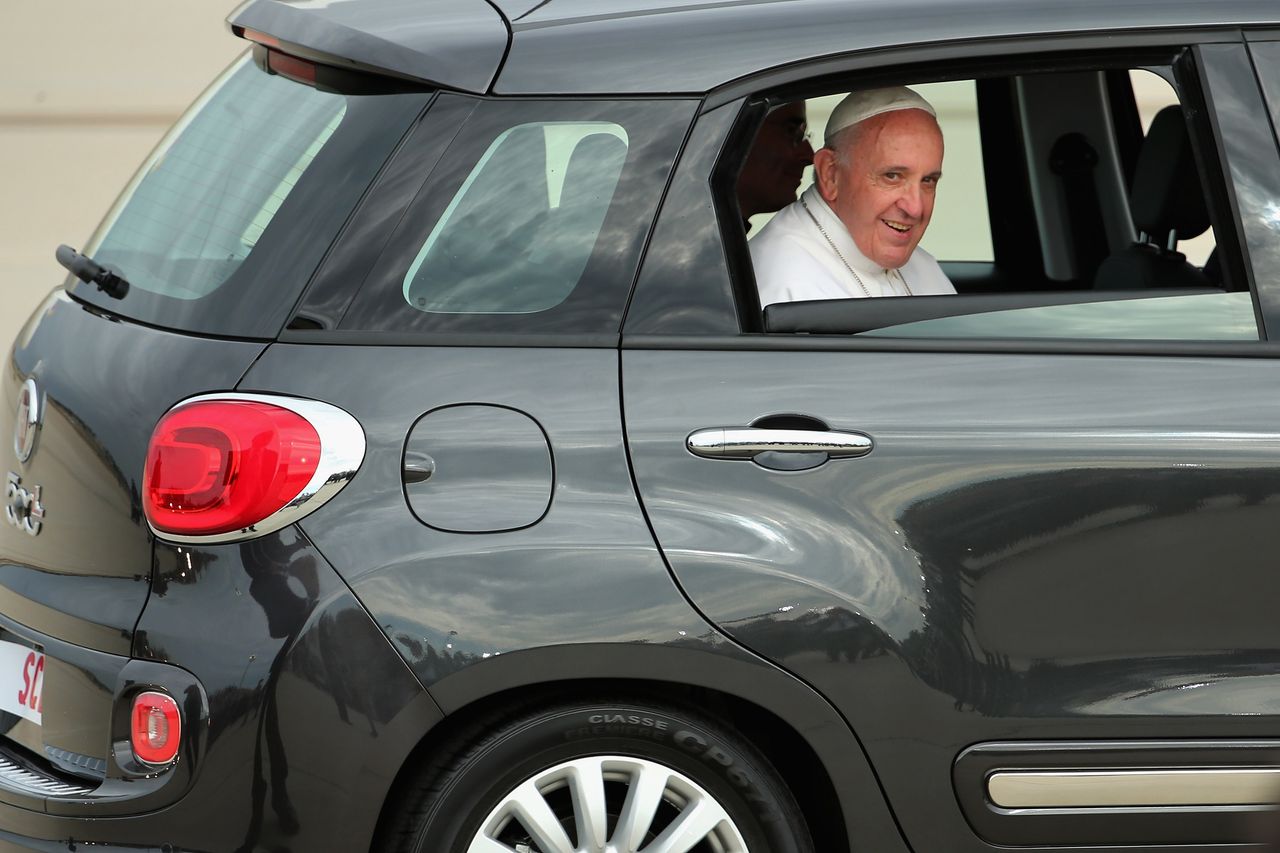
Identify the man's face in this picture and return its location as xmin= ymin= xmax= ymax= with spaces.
xmin=737 ymin=101 xmax=814 ymax=219
xmin=817 ymin=109 xmax=944 ymax=270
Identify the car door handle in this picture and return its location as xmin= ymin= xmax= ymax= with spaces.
xmin=686 ymin=427 xmax=873 ymax=460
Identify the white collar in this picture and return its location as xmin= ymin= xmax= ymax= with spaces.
xmin=800 ymin=185 xmax=891 ymax=278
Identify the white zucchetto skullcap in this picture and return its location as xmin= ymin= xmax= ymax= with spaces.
xmin=824 ymin=86 xmax=937 ymax=145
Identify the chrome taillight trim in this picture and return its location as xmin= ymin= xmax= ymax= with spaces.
xmin=145 ymin=392 xmax=366 ymax=546
xmin=0 ymin=750 xmax=95 ymax=797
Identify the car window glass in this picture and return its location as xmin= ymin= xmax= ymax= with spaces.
xmin=241 ymin=108 xmax=346 ymax=249
xmin=738 ymin=64 xmax=1255 ymax=342
xmin=1129 ymin=69 xmax=1215 ymax=265
xmin=911 ymin=81 xmax=993 ymax=263
xmin=403 ymin=122 xmax=628 ymax=314
xmin=71 ymin=55 xmax=432 ymax=339
xmin=89 ymin=59 xmax=349 ymax=302
xmin=858 ymin=292 xmax=1255 ymax=340
xmin=336 ymin=99 xmax=696 ymax=336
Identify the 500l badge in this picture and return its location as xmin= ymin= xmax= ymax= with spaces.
xmin=5 ymin=473 xmax=44 ymax=537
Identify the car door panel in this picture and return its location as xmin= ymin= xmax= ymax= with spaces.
xmin=623 ymin=348 xmax=1280 ymax=850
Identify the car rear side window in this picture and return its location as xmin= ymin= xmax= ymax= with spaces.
xmin=74 ymin=55 xmax=432 ymax=339
xmin=331 ymin=98 xmax=696 ymax=336
xmin=403 ymin=122 xmax=629 ymax=315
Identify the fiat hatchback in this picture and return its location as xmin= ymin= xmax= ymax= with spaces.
xmin=5 ymin=1 xmax=1280 ymax=851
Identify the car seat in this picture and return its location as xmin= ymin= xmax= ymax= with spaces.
xmin=1093 ymin=105 xmax=1213 ymax=290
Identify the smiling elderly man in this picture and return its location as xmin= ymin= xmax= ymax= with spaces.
xmin=751 ymin=86 xmax=955 ymax=305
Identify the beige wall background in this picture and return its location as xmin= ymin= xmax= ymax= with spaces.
xmin=0 ymin=1 xmax=244 ymax=346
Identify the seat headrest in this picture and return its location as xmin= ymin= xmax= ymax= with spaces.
xmin=1129 ymin=105 xmax=1209 ymax=241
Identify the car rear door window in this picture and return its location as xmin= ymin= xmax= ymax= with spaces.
xmin=630 ymin=48 xmax=1277 ymax=344
xmin=766 ymin=64 xmax=1253 ymax=341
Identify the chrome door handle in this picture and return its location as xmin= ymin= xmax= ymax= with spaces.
xmin=686 ymin=427 xmax=872 ymax=460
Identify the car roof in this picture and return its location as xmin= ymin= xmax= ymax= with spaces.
xmin=230 ymin=0 xmax=1280 ymax=96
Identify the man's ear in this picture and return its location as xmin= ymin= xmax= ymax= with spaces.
xmin=812 ymin=148 xmax=840 ymax=203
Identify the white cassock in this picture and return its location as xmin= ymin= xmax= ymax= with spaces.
xmin=751 ymin=185 xmax=955 ymax=307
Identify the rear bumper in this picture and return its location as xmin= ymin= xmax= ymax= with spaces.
xmin=0 ymin=625 xmax=212 ymax=849
xmin=0 ymin=527 xmax=443 ymax=852
xmin=0 ymin=615 xmax=205 ymax=814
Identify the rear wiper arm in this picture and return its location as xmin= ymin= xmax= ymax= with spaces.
xmin=55 ymin=244 xmax=129 ymax=299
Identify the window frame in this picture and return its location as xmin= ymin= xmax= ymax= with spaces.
xmin=622 ymin=30 xmax=1280 ymax=354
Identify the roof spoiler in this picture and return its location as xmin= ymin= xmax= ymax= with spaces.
xmin=227 ymin=0 xmax=509 ymax=94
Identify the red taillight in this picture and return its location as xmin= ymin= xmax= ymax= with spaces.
xmin=144 ymin=400 xmax=321 ymax=537
xmin=131 ymin=691 xmax=181 ymax=765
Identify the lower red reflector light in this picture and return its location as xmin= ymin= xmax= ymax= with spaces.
xmin=131 ymin=691 xmax=181 ymax=765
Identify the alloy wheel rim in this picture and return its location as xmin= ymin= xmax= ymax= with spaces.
xmin=467 ymin=755 xmax=749 ymax=853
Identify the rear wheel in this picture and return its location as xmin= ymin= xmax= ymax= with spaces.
xmin=379 ymin=699 xmax=815 ymax=853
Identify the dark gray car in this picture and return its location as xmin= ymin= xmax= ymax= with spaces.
xmin=3 ymin=1 xmax=1280 ymax=850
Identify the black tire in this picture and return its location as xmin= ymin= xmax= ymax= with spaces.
xmin=378 ymin=698 xmax=815 ymax=853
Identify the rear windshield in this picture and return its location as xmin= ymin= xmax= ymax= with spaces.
xmin=75 ymin=55 xmax=431 ymax=339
